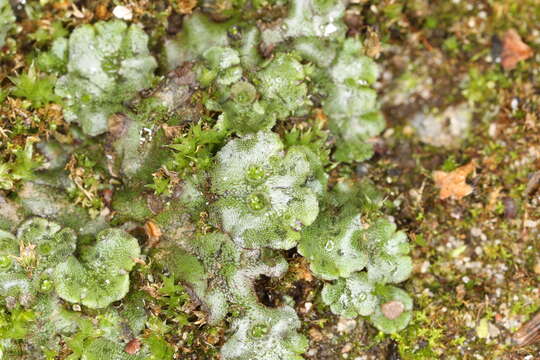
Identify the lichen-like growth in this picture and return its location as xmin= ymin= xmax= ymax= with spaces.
xmin=323 ymin=38 xmax=384 ymax=162
xmin=53 ymin=228 xmax=141 ymax=309
xmin=0 ymin=218 xmax=76 ymax=305
xmin=322 ymin=274 xmax=413 ymax=334
xmin=300 ymin=179 xmax=413 ymax=333
xmin=221 ymin=305 xmax=307 ymax=360
xmin=321 ymin=272 xmax=378 ymax=318
xmin=210 ymin=131 xmax=319 ymax=249
xmin=55 ymin=20 xmax=157 ymax=136
xmin=0 ymin=0 xmax=14 ymax=47
xmin=0 ymin=0 xmax=418 ymax=357
xmin=298 ymin=210 xmax=367 ymax=280
xmin=363 ymin=219 xmax=413 ymax=284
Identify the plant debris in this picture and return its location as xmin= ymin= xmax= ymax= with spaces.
xmin=433 ymin=161 xmax=476 ymax=200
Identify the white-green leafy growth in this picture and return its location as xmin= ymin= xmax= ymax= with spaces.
xmin=362 ymin=219 xmax=412 ymax=284
xmin=54 ymin=228 xmax=141 ymax=309
xmin=298 ymin=211 xmax=367 ymax=280
xmin=221 ymin=305 xmax=308 ymax=360
xmin=255 ymin=53 xmax=310 ymax=120
xmin=321 ymin=272 xmax=378 ymax=318
xmin=55 ymin=20 xmax=157 ymax=136
xmin=0 ymin=0 xmax=14 ymax=48
xmin=324 ymin=38 xmax=385 ymax=162
xmin=198 ymin=49 xmax=310 ymax=135
xmin=164 ymin=12 xmax=230 ymax=70
xmin=261 ymin=0 xmax=346 ymax=45
xmin=157 ymin=232 xmax=238 ymax=324
xmin=370 ymin=286 xmax=413 ymax=334
xmin=157 ymin=232 xmax=289 ymax=324
xmin=0 ymin=218 xmax=76 ymax=303
xmin=211 ymin=131 xmax=319 ymax=249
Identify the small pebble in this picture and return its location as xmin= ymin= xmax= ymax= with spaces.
xmin=113 ymin=5 xmax=132 ymax=20
xmin=381 ymin=301 xmax=404 ymax=320
xmin=503 ymin=197 xmax=518 ymax=219
xmin=336 ymin=318 xmax=357 ymax=333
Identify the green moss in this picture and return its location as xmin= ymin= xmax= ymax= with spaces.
xmin=10 ymin=66 xmax=61 ymax=109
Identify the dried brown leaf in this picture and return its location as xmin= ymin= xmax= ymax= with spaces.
xmin=433 ymin=161 xmax=475 ymax=200
xmin=501 ymin=29 xmax=533 ymax=71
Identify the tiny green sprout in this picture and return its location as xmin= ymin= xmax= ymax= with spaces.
xmin=0 ymin=255 xmax=11 ymax=270
xmin=250 ymin=323 xmax=269 ymax=338
xmin=246 ymin=164 xmax=266 ymax=183
xmin=39 ymin=279 xmax=53 ymax=293
xmin=247 ymin=193 xmax=267 ymax=211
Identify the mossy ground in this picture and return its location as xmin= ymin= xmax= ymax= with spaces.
xmin=0 ymin=0 xmax=539 ymax=359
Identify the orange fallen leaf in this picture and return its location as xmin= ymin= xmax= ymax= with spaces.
xmin=144 ymin=220 xmax=162 ymax=247
xmin=501 ymin=29 xmax=533 ymax=71
xmin=433 ymin=161 xmax=475 ymax=200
